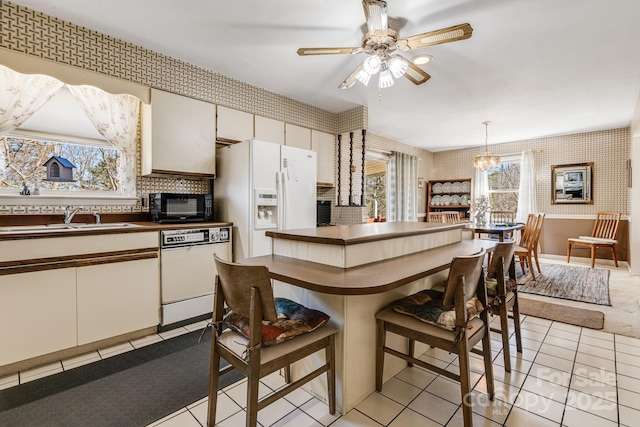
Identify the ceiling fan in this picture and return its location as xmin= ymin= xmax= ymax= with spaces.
xmin=297 ymin=0 xmax=473 ymax=89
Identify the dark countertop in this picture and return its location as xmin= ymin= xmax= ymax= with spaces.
xmin=0 ymin=219 xmax=233 ymax=240
xmin=265 ymin=221 xmax=464 ymax=246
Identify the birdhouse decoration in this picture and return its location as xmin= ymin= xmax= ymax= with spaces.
xmin=43 ymin=156 xmax=76 ymax=182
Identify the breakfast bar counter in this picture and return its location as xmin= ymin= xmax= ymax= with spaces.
xmin=265 ymin=221 xmax=464 ymax=246
xmin=241 ymin=239 xmax=495 ymax=295
xmin=240 ymin=222 xmax=496 ymax=413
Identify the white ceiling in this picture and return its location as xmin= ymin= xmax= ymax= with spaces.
xmin=11 ymin=0 xmax=640 ymax=152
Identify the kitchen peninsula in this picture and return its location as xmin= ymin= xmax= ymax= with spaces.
xmin=240 ymin=222 xmax=496 ymax=413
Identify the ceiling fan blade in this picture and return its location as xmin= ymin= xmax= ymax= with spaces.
xmin=339 ymin=62 xmax=365 ymax=89
xmin=404 ymin=61 xmax=431 ymax=85
xmin=297 ymin=47 xmax=361 ymax=56
xmin=363 ymin=0 xmax=388 ymax=37
xmin=402 ymin=23 xmax=473 ymax=50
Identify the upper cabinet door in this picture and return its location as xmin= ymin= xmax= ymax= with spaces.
xmin=285 ymin=123 xmax=311 ymax=150
xmin=255 ymin=115 xmax=284 ymax=145
xmin=217 ymin=106 xmax=253 ymax=142
xmin=141 ymin=89 xmax=216 ymax=176
xmin=311 ymin=130 xmax=336 ymax=186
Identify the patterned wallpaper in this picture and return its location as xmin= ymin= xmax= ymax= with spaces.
xmin=1 ymin=2 xmax=628 ymax=219
xmin=431 ymin=128 xmax=630 ymax=215
xmin=0 ymin=1 xmax=367 ymax=214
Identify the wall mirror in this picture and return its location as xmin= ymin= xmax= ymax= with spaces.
xmin=551 ymin=162 xmax=593 ymax=204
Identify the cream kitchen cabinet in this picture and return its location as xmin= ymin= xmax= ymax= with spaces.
xmin=311 ymin=130 xmax=336 ymax=186
xmin=0 ymin=268 xmax=77 ymax=367
xmin=77 ymin=257 xmax=159 ymax=345
xmin=217 ymin=105 xmax=253 ymax=142
xmin=285 ymin=123 xmax=311 ymax=149
xmin=141 ymin=88 xmax=216 ymax=177
xmin=255 ymin=115 xmax=284 ymax=144
xmin=0 ymin=232 xmax=159 ymax=372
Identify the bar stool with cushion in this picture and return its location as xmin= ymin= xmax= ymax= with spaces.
xmin=485 ymin=241 xmax=522 ymax=373
xmin=207 ymin=255 xmax=337 ymax=427
xmin=375 ymin=249 xmax=494 ymax=427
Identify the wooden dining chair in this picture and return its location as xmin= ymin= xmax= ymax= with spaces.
xmin=428 ymin=211 xmax=462 ymax=223
xmin=207 ymin=255 xmax=337 ymax=427
xmin=490 ymin=210 xmax=515 ymax=224
xmin=515 ymin=213 xmax=545 ymax=281
xmin=486 ymin=241 xmax=522 ymax=373
xmin=567 ymin=211 xmax=621 ymax=268
xmin=375 ymin=250 xmax=494 ymax=427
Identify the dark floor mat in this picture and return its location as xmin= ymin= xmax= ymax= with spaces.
xmin=0 ymin=329 xmax=243 ymax=427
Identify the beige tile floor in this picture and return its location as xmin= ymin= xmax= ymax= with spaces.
xmin=2 ymin=260 xmax=640 ymax=426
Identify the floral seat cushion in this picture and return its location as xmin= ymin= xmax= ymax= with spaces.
xmin=224 ymin=298 xmax=330 ymax=346
xmin=485 ymin=277 xmax=517 ymax=297
xmin=388 ymin=289 xmax=484 ymax=331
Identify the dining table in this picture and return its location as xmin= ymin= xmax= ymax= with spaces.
xmin=468 ymin=222 xmax=525 ymax=242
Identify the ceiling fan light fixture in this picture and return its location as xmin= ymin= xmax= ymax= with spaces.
xmin=378 ymin=68 xmax=394 ymax=88
xmin=355 ymin=68 xmax=373 ymax=86
xmin=362 ymin=55 xmax=382 ymax=74
xmin=473 ymin=121 xmax=500 ymax=171
xmin=388 ymin=55 xmax=408 ymax=78
xmin=413 ymin=54 xmax=433 ymax=65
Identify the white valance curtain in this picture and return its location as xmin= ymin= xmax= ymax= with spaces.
xmin=387 ymin=151 xmax=418 ymax=222
xmin=0 ymin=64 xmax=64 ymax=135
xmin=0 ymin=65 xmax=63 ymax=177
xmin=516 ymin=149 xmax=537 ymax=223
xmin=67 ymin=86 xmax=140 ymax=197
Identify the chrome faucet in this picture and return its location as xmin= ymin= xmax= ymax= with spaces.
xmin=63 ymin=206 xmax=84 ymax=224
xmin=93 ymin=211 xmax=101 ymax=224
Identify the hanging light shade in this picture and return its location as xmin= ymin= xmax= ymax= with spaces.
xmin=473 ymin=121 xmax=500 ymax=171
xmin=388 ymin=55 xmax=408 ymax=79
xmin=342 ymin=52 xmax=416 ymax=91
xmin=378 ymin=68 xmax=394 ymax=88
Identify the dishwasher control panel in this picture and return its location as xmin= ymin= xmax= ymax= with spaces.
xmin=161 ymin=227 xmax=230 ymax=248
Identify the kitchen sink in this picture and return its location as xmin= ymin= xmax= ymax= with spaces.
xmin=0 ymin=223 xmax=141 ymax=234
xmin=68 ymin=223 xmax=142 ymax=230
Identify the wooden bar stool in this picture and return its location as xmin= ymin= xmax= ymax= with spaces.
xmin=207 ymin=255 xmax=337 ymax=427
xmin=375 ymin=249 xmax=494 ymax=427
xmin=486 ymin=241 xmax=522 ymax=373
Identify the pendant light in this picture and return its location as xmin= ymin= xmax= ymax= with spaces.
xmin=473 ymin=121 xmax=500 ymax=171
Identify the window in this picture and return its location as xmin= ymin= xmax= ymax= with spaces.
xmin=487 ymin=156 xmax=521 ymax=213
xmin=365 ymin=150 xmax=389 ymax=221
xmin=1 ymin=135 xmax=120 ymax=193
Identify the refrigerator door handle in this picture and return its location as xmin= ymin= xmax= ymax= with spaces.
xmin=281 ymin=170 xmax=288 ymax=229
xmin=276 ymin=170 xmax=284 ymax=230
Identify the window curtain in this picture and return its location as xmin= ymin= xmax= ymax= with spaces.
xmin=473 ymin=167 xmax=489 ymax=199
xmin=387 ymin=151 xmax=418 ymax=222
xmin=516 ymin=149 xmax=537 ymax=223
xmin=0 ymin=65 xmax=64 ymax=135
xmin=68 ymin=85 xmax=140 ymax=197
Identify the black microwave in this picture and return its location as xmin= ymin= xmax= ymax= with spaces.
xmin=149 ymin=193 xmax=213 ymax=223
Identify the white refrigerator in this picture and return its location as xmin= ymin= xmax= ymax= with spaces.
xmin=214 ymin=139 xmax=317 ymax=261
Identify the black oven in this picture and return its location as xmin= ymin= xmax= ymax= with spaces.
xmin=149 ymin=193 xmax=212 ymax=223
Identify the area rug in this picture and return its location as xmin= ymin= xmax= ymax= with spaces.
xmin=0 ymin=329 xmax=243 ymax=427
xmin=518 ymin=297 xmax=605 ymax=329
xmin=516 ymin=263 xmax=611 ymax=306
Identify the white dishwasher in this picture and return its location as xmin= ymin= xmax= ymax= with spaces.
xmin=160 ymin=227 xmax=231 ymax=327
